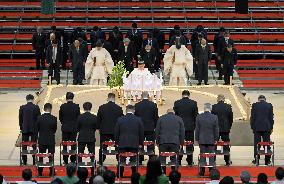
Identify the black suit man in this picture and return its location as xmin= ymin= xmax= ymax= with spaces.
xmin=174 ymin=90 xmax=198 ymax=166
xmin=46 ymin=40 xmax=62 ymax=85
xmin=152 ymin=28 xmax=165 ymax=70
xmin=19 ymin=94 xmax=41 ymax=165
xmin=115 ymin=105 xmax=144 ymax=177
xmin=221 ymin=44 xmax=237 ymax=85
xmin=32 ymin=27 xmax=46 ymax=70
xmin=156 ymin=109 xmax=185 ymax=174
xmin=213 ymin=27 xmax=226 ymax=80
xmin=59 ymin=92 xmax=80 ymax=164
xmin=69 ymin=40 xmax=87 ymax=85
xmin=71 ymin=27 xmax=87 ymax=44
xmin=251 ymin=95 xmax=274 ymax=165
xmin=90 ymin=26 xmax=106 ymax=49
xmin=135 ymin=92 xmax=159 ymax=164
xmin=77 ymin=102 xmax=98 ymax=175
xmin=195 ymin=38 xmax=212 ymax=85
xmin=97 ymin=93 xmax=123 ymax=164
xmin=212 ymin=94 xmax=233 ymax=165
xmin=36 ymin=103 xmax=57 ymax=176
xmin=118 ymin=38 xmax=135 ymax=72
xmin=108 ymin=26 xmax=123 ymax=64
xmin=195 ymin=103 xmax=219 ymax=176
xmin=140 ymin=45 xmax=157 ymax=73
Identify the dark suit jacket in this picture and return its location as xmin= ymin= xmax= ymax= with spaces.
xmin=32 ymin=33 xmax=46 ymax=51
xmin=140 ymin=48 xmax=156 ymax=73
xmin=97 ymin=101 xmax=123 ymax=134
xmin=217 ymin=37 xmax=234 ymax=57
xmin=143 ymin=38 xmax=159 ymax=51
xmin=108 ymin=31 xmax=123 ymax=50
xmin=71 ymin=30 xmax=87 ymax=43
xmin=90 ymin=30 xmax=106 ymax=48
xmin=155 ymin=112 xmax=185 ymax=145
xmin=118 ymin=42 xmax=136 ymax=69
xmin=221 ymin=48 xmax=238 ymax=66
xmin=46 ymin=45 xmax=63 ymax=66
xmin=135 ymin=99 xmax=159 ymax=132
xmin=195 ymin=112 xmax=219 ymax=145
xmin=69 ymin=44 xmax=87 ymax=69
xmin=250 ymin=101 xmax=274 ymax=132
xmin=174 ymin=97 xmax=198 ymax=131
xmin=59 ymin=101 xmax=80 ymax=133
xmin=77 ymin=112 xmax=98 ymax=143
xmin=115 ymin=113 xmax=144 ymax=148
xmin=19 ymin=102 xmax=41 ymax=134
xmin=153 ymin=30 xmax=165 ymax=51
xmin=37 ymin=113 xmax=57 ymax=145
xmin=195 ymin=43 xmax=212 ymax=64
xmin=126 ymin=29 xmax=143 ymax=54
xmin=212 ymin=101 xmax=233 ymax=133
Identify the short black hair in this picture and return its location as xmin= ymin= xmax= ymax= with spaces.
xmin=51 ymin=26 xmax=56 ymax=31
xmin=210 ymin=169 xmax=220 ymax=180
xmin=93 ymin=26 xmax=99 ymax=31
xmin=66 ymin=163 xmax=77 ymax=177
xmin=66 ymin=92 xmax=74 ymax=100
xmin=77 ymin=167 xmax=88 ymax=181
xmin=182 ymin=90 xmax=190 ymax=96
xmin=132 ymin=22 xmax=137 ymax=28
xmin=131 ymin=172 xmax=140 ymax=184
xmin=126 ymin=105 xmax=135 ymax=111
xmin=257 ymin=173 xmax=268 ymax=184
xmin=96 ymin=166 xmax=108 ymax=176
xmin=22 ymin=168 xmax=32 ymax=181
xmin=83 ymin=102 xmax=92 ymax=111
xmin=96 ymin=39 xmax=103 ymax=47
xmin=26 ymin=94 xmax=34 ymax=101
xmin=169 ymin=170 xmax=181 ymax=184
xmin=258 ymin=95 xmax=266 ymax=101
xmin=275 ymin=167 xmax=284 ymax=180
xmin=108 ymin=93 xmax=115 ymax=99
xmin=103 ymin=170 xmax=116 ymax=184
xmin=220 ymin=176 xmax=234 ymax=184
xmin=44 ymin=103 xmax=52 ymax=111
xmin=174 ymin=25 xmax=180 ymax=30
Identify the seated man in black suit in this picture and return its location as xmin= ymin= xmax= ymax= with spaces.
xmin=77 ymin=102 xmax=98 ymax=175
xmin=36 ymin=103 xmax=57 ymax=176
xmin=19 ymin=94 xmax=41 ymax=165
xmin=115 ymin=105 xmax=144 ymax=177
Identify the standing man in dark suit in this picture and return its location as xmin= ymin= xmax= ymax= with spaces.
xmin=195 ymin=103 xmax=219 ymax=176
xmin=140 ymin=45 xmax=157 ymax=73
xmin=59 ymin=92 xmax=80 ymax=164
xmin=108 ymin=26 xmax=123 ymax=64
xmin=69 ymin=40 xmax=87 ymax=85
xmin=36 ymin=103 xmax=57 ymax=176
xmin=32 ymin=27 xmax=46 ymax=70
xmin=195 ymin=38 xmax=212 ymax=85
xmin=19 ymin=94 xmax=41 ymax=165
xmin=97 ymin=93 xmax=123 ymax=165
xmin=251 ymin=95 xmax=274 ymax=165
xmin=174 ymin=90 xmax=198 ymax=166
xmin=143 ymin=33 xmax=159 ymax=53
xmin=46 ymin=40 xmax=62 ymax=85
xmin=152 ymin=28 xmax=165 ymax=71
xmin=114 ymin=105 xmax=144 ymax=177
xmin=77 ymin=102 xmax=98 ymax=175
xmin=71 ymin=27 xmax=87 ymax=44
xmin=221 ymin=44 xmax=238 ymax=85
xmin=135 ymin=91 xmax=159 ymax=164
xmin=90 ymin=26 xmax=106 ymax=49
xmin=213 ymin=27 xmax=226 ymax=80
xmin=156 ymin=109 xmax=185 ymax=173
xmin=211 ymin=94 xmax=233 ymax=165
xmin=118 ymin=38 xmax=135 ymax=73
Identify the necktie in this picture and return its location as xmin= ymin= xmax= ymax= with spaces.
xmin=53 ymin=47 xmax=56 ymax=63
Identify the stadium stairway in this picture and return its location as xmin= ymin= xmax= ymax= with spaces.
xmin=0 ymin=0 xmax=284 ymax=90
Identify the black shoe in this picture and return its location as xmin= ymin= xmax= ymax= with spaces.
xmin=252 ymin=159 xmax=257 ymax=165
xmin=226 ymin=161 xmax=232 ymax=166
xmin=197 ymin=83 xmax=201 ymax=85
xmin=199 ymin=172 xmax=205 ymax=176
xmin=187 ymin=162 xmax=194 ymax=166
xmin=79 ymin=83 xmax=84 ymax=85
xmin=205 ymin=83 xmax=209 ymax=85
xmin=57 ymin=82 xmax=60 ymax=85
xmin=265 ymin=160 xmax=271 ymax=166
xmin=218 ymin=77 xmax=222 ymax=80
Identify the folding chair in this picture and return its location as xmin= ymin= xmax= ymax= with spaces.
xmin=179 ymin=141 xmax=194 ymax=165
xmin=198 ymin=153 xmax=216 ymax=174
xmin=35 ymin=153 xmax=55 ymax=177
xmin=118 ymin=152 xmax=139 ymax=178
xmin=215 ymin=141 xmax=231 ymax=165
xmin=159 ymin=152 xmax=178 ymax=169
xmin=256 ymin=141 xmax=274 ymax=166
xmin=101 ymin=140 xmax=118 ymax=166
xmin=60 ymin=141 xmax=77 ymax=166
xmin=20 ymin=141 xmax=37 ymax=166
xmin=140 ymin=141 xmax=155 ymax=157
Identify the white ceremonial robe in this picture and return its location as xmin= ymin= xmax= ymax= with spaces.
xmin=163 ymin=45 xmax=193 ymax=86
xmin=85 ymin=47 xmax=114 ymax=85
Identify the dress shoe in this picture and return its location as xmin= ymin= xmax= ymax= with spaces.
xmin=199 ymin=172 xmax=205 ymax=176
xmin=205 ymin=83 xmax=209 ymax=85
xmin=197 ymin=83 xmax=201 ymax=85
xmin=252 ymin=159 xmax=257 ymax=165
xmin=265 ymin=160 xmax=271 ymax=166
xmin=225 ymin=161 xmax=232 ymax=166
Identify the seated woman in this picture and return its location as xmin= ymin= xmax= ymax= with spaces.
xmin=139 ymin=156 xmax=169 ymax=184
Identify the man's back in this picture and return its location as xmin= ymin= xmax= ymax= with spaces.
xmin=195 ymin=112 xmax=219 ymax=145
xmin=97 ymin=101 xmax=123 ymax=134
xmin=19 ymin=102 xmax=41 ymax=134
xmin=174 ymin=97 xmax=198 ymax=131
xmin=115 ymin=113 xmax=144 ymax=148
xmin=155 ymin=113 xmax=185 ymax=145
xmin=135 ymin=99 xmax=158 ymax=132
xmin=212 ymin=102 xmax=233 ymax=133
xmin=37 ymin=113 xmax=57 ymax=145
xmin=77 ymin=112 xmax=98 ymax=143
xmin=59 ymin=102 xmax=80 ymax=132
xmin=251 ymin=101 xmax=274 ymax=132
